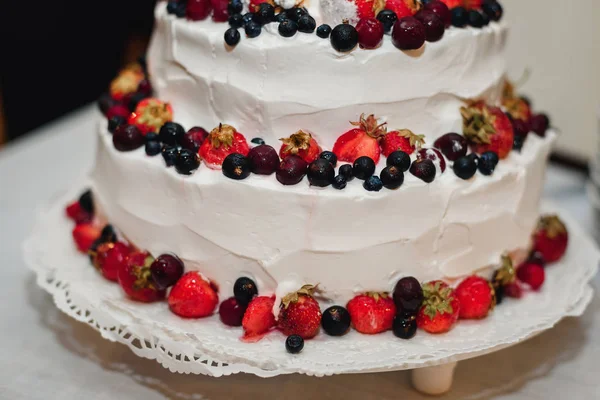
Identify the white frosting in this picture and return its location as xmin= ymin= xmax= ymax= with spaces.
xmin=90 ymin=122 xmax=555 ymax=309
xmin=147 ymin=5 xmax=508 ymax=150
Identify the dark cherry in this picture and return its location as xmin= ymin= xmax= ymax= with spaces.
xmin=530 ymin=113 xmax=550 ymax=137
xmin=219 ymin=297 xmax=246 ymax=327
xmin=285 ymin=335 xmax=304 ymax=354
xmin=510 ymin=118 xmax=530 ymax=138
xmin=180 ymin=127 xmax=208 ymax=151
xmin=393 ymin=315 xmax=417 ymax=339
xmin=276 ymin=155 xmax=308 ymax=185
xmin=339 ymin=164 xmax=354 ymax=181
xmin=376 ymin=9 xmax=398 ymax=34
xmin=150 ymin=254 xmax=185 ymax=290
xmin=248 ymin=144 xmax=280 ymax=175
xmin=353 ymin=156 xmax=376 ymax=180
xmin=410 ymin=159 xmax=436 ymax=183
xmin=386 ymin=150 xmax=411 ymax=171
xmin=416 ymin=148 xmax=446 ymax=173
xmin=330 ymin=23 xmax=359 ymax=52
xmin=233 ymin=277 xmax=258 ymax=306
xmin=159 ymin=122 xmax=186 ymax=146
xmin=391 ymin=16 xmax=426 ymax=51
xmin=393 ymin=277 xmax=424 ymax=315
xmin=113 ymin=125 xmax=145 ymax=152
xmin=356 ymin=18 xmax=384 ymax=49
xmin=424 ymin=1 xmax=451 ymax=27
xmin=222 ymin=153 xmax=251 ymax=180
xmin=307 ymin=158 xmax=335 ymax=187
xmin=414 ymin=10 xmax=445 ymax=42
xmin=433 ymin=133 xmax=468 ymax=161
xmin=380 ymin=166 xmax=404 ymax=189
xmin=319 ymin=151 xmax=338 ymax=167
xmin=321 ymin=306 xmax=351 ymax=336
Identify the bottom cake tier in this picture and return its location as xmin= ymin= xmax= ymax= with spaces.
xmin=90 ymin=119 xmax=555 ymax=309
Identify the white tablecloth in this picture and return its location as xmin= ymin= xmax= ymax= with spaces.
xmin=1 ymin=105 xmax=599 ymax=399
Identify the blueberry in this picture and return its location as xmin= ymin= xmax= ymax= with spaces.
xmin=380 ymin=166 xmax=404 ymax=189
xmin=353 ymin=156 xmax=376 ymax=180
xmin=145 ymin=132 xmax=158 ymax=142
xmin=478 ymin=151 xmax=499 ymax=176
xmin=316 ymin=24 xmax=331 ymax=38
xmin=256 ymin=3 xmax=275 ymax=24
xmin=513 ymin=135 xmax=525 ymax=151
xmin=339 ymin=164 xmax=354 ymax=181
xmin=162 ymin=145 xmax=179 ymax=167
xmin=223 ymin=153 xmax=251 ymax=180
xmin=251 ymin=137 xmax=265 ymax=145
xmin=228 ymin=0 xmax=243 ymax=15
xmin=451 ymin=6 xmax=468 ymax=27
xmin=225 ymin=28 xmax=241 ymax=46
xmin=159 ymin=122 xmax=186 ymax=145
xmin=453 ymin=155 xmax=478 ymax=180
xmin=319 ymin=151 xmax=337 ymax=167
xmin=392 ymin=315 xmax=417 ymax=339
xmin=108 ymin=116 xmax=126 ymax=134
xmin=377 ymin=9 xmax=398 ymax=33
xmin=482 ymin=1 xmax=503 ymax=21
xmin=495 ymin=284 xmax=505 ymax=305
xmin=307 ymin=159 xmax=335 ymax=187
xmin=229 ymin=13 xmax=244 ymax=28
xmin=363 ymin=176 xmax=383 ymax=192
xmin=275 ymin=12 xmax=287 ymax=23
xmin=245 ymin=21 xmax=262 ymax=38
xmin=467 ymin=153 xmax=479 ymax=164
xmin=298 ymin=14 xmax=316 ymax=33
xmin=97 ymin=92 xmax=119 ymax=116
xmin=175 ymin=149 xmax=200 ymax=175
xmin=386 ymin=150 xmax=411 ymax=171
xmin=285 ymin=335 xmax=304 ymax=354
xmin=166 ymin=1 xmax=180 ymax=15
xmin=330 ymin=23 xmax=358 ymax=52
xmin=79 ymin=190 xmax=94 ymax=214
xmin=100 ymin=224 xmax=117 ymax=243
xmin=278 ymin=19 xmax=298 ymax=37
xmin=286 ymin=7 xmax=306 ymax=22
xmin=480 ymin=10 xmax=490 ymax=26
xmin=332 ymin=175 xmax=347 ymax=190
xmin=467 ymin=10 xmax=485 ymax=28
xmin=321 ymin=306 xmax=351 ymax=336
xmin=234 ymin=277 xmax=258 ymax=305
xmin=145 ymin=140 xmax=162 ymax=156
xmin=242 ymin=12 xmax=255 ymax=26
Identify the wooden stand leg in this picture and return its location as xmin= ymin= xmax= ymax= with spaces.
xmin=411 ymin=362 xmax=457 ymax=395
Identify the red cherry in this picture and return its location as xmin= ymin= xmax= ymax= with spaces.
xmin=210 ymin=0 xmax=229 ymax=22
xmin=219 ymin=297 xmax=246 ymax=326
xmin=356 ymin=18 xmax=384 ymax=49
xmin=106 ymin=104 xmax=130 ymax=120
xmin=517 ymin=262 xmax=545 ymax=291
xmin=187 ymin=0 xmax=212 ymax=21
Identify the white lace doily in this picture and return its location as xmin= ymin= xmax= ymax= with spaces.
xmin=23 ymin=185 xmax=600 ymax=378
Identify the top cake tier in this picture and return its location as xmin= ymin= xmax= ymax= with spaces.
xmin=148 ymin=1 xmax=507 ymax=149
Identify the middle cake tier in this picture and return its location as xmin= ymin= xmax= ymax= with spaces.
xmin=148 ymin=6 xmax=508 ymax=148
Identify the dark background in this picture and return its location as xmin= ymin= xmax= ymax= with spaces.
xmin=0 ymin=0 xmax=158 ymax=142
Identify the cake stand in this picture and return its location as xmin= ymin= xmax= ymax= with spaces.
xmin=23 ymin=185 xmax=600 ymax=395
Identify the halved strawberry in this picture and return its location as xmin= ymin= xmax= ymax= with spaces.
xmin=128 ymin=98 xmax=173 ymax=135
xmin=65 ymin=201 xmax=92 ymax=224
xmin=352 ymin=0 xmax=387 ymax=19
xmin=346 ymin=292 xmax=396 ymax=334
xmin=461 ymin=103 xmax=514 ymax=159
xmin=279 ymin=130 xmax=322 ymax=164
xmin=385 ymin=0 xmax=421 ymax=18
xmin=380 ymin=129 xmax=425 ymax=157
xmin=110 ymin=64 xmax=145 ymax=101
xmin=332 ymin=114 xmax=387 ymax=164
xmin=242 ymin=296 xmax=276 ymax=341
xmin=72 ymin=223 xmax=102 ymax=253
xmin=199 ymin=124 xmax=250 ymax=169
xmin=416 ymin=281 xmax=459 ymax=334
xmin=278 ymin=285 xmax=322 ymax=339
xmin=90 ymin=242 xmax=131 ymax=282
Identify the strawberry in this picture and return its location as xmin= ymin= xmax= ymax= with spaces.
xmin=242 ymin=296 xmax=276 ymax=340
xmin=385 ymin=0 xmax=421 ymax=18
xmin=346 ymin=292 xmax=396 ymax=334
xmin=380 ymin=129 xmax=425 ymax=157
xmin=90 ymin=242 xmax=130 ymax=282
xmin=199 ymin=124 xmax=250 ymax=169
xmin=168 ymin=271 xmax=219 ymax=317
xmin=332 ymin=114 xmax=387 ymax=164
xmin=532 ymin=215 xmax=569 ymax=263
xmin=439 ymin=0 xmax=463 ymax=8
xmin=455 ymin=276 xmax=494 ymax=319
xmin=352 ymin=0 xmax=387 ymax=19
xmin=110 ymin=64 xmax=145 ymax=101
xmin=65 ymin=201 xmax=92 ymax=224
xmin=461 ymin=103 xmax=514 ymax=159
xmin=279 ymin=130 xmax=322 ymax=164
xmin=502 ymin=80 xmax=532 ymax=122
xmin=416 ymin=281 xmax=459 ymax=334
xmin=72 ymin=223 xmax=102 ymax=253
xmin=517 ymin=262 xmax=545 ymax=291
xmin=118 ymin=252 xmax=166 ymax=302
xmin=128 ymin=98 xmax=173 ymax=135
xmin=278 ymin=285 xmax=322 ymax=339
